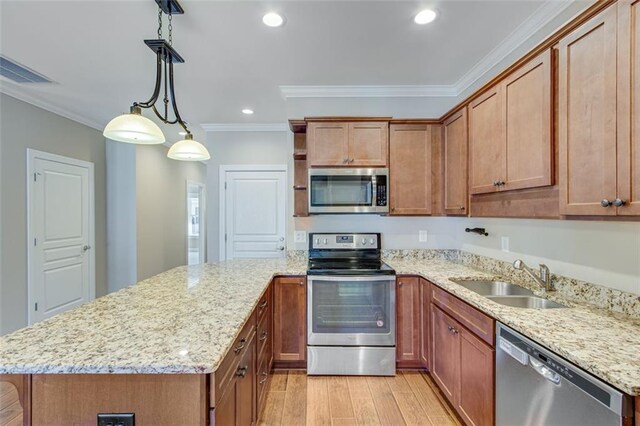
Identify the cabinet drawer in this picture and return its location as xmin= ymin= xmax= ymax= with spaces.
xmin=431 ymin=286 xmax=494 ymax=346
xmin=257 ymin=284 xmax=272 ymax=325
xmin=215 ymin=311 xmax=256 ymax=404
xmin=257 ymin=307 xmax=272 ymax=364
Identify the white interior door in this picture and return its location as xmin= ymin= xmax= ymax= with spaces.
xmin=28 ymin=150 xmax=95 ymax=324
xmin=222 ymin=168 xmax=287 ymax=260
xmin=187 ymin=181 xmax=206 ymax=265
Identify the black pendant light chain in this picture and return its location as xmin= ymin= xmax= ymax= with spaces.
xmin=131 ymin=1 xmax=191 ymax=137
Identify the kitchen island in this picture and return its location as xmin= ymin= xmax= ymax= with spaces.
xmin=1 ymin=252 xmax=639 ymax=425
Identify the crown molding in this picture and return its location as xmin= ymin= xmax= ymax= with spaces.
xmin=201 ymin=123 xmax=289 ymax=132
xmin=453 ymin=0 xmax=578 ymax=94
xmin=280 ymin=85 xmax=457 ymax=99
xmin=0 ymin=81 xmax=103 ymax=131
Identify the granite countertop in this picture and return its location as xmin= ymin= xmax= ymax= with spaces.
xmin=385 ymin=258 xmax=640 ymax=397
xmin=0 ymin=258 xmax=306 ymax=375
xmin=1 ymin=255 xmax=638 ymax=397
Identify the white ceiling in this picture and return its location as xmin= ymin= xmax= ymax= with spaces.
xmin=0 ymin=0 xmax=592 ymax=137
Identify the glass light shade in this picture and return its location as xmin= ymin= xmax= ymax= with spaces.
xmin=167 ymin=135 xmax=211 ymax=161
xmin=103 ymin=110 xmax=165 ymax=145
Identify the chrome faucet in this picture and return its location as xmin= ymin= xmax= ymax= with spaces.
xmin=512 ymin=259 xmax=553 ymax=292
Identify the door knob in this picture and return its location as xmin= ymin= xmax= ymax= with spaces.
xmin=83 ymin=245 xmax=91 ymax=252
xmin=277 ymin=246 xmax=285 ymax=251
xmin=601 ymin=199 xmax=613 ymax=207
xmin=613 ymin=198 xmax=626 ymax=207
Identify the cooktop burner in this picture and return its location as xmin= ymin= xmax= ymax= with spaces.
xmin=307 ymin=233 xmax=395 ymax=276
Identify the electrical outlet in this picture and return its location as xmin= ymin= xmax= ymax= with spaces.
xmin=294 ymin=230 xmax=307 ymax=243
xmin=501 ymin=236 xmax=510 ymax=252
xmin=97 ymin=413 xmax=134 ymax=426
xmin=419 ymin=230 xmax=428 ymax=243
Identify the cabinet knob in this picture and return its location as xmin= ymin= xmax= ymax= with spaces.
xmin=460 ymin=206 xmax=465 ymax=210
xmin=398 ymin=282 xmax=403 ymax=287
xmin=260 ymin=330 xmax=268 ymax=341
xmin=601 ymin=199 xmax=613 ymax=208
xmin=613 ymin=198 xmax=626 ymax=207
xmin=299 ymin=281 xmax=304 ymax=286
xmin=235 ymin=366 xmax=248 ymax=378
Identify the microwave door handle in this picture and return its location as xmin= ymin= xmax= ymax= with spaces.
xmin=372 ymin=176 xmax=377 ymax=207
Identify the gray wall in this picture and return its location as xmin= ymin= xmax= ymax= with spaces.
xmin=0 ymin=94 xmax=107 ymax=335
xmin=136 ymin=144 xmax=207 ymax=281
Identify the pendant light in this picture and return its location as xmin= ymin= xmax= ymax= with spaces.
xmin=103 ymin=0 xmax=210 ymax=161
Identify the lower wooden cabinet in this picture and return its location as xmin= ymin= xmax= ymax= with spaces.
xmin=431 ymin=302 xmax=495 ymax=426
xmin=396 ymin=276 xmax=422 ymax=367
xmin=273 ymin=276 xmax=307 ymax=367
xmin=419 ymin=278 xmax=431 ymax=369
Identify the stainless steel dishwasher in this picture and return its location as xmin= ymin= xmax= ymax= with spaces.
xmin=496 ymin=323 xmax=634 ymax=426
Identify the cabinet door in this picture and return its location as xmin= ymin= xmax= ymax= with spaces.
xmin=419 ymin=279 xmax=431 ymax=369
xmin=458 ymin=328 xmax=495 ymax=426
xmin=348 ymin=122 xmax=389 ymax=167
xmin=273 ymin=277 xmax=306 ymax=364
xmin=430 ymin=305 xmax=460 ymax=403
xmin=503 ymin=49 xmax=553 ymax=191
xmin=443 ymin=109 xmax=469 ymax=214
xmin=618 ymin=0 xmax=640 ymax=215
xmin=307 ymin=122 xmax=349 ymax=167
xmin=396 ymin=277 xmax=421 ymax=366
xmin=389 ymin=124 xmax=432 ymax=215
xmin=469 ymin=86 xmax=506 ymax=194
xmin=216 ymin=380 xmax=237 ymax=426
xmin=236 ymin=333 xmax=257 ymax=426
xmin=558 ymin=5 xmax=618 ymax=215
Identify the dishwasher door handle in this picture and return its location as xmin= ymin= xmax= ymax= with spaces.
xmin=529 ymin=358 xmax=561 ymax=385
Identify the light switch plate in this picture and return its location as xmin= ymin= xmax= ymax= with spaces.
xmin=419 ymin=230 xmax=428 ymax=243
xmin=501 ymin=236 xmax=510 ymax=252
xmin=294 ymin=231 xmax=307 ymax=243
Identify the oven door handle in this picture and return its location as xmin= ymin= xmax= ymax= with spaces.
xmin=307 ymin=275 xmax=396 ymax=283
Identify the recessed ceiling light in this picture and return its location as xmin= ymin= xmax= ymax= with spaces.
xmin=414 ymin=9 xmax=437 ymax=25
xmin=242 ymin=108 xmax=254 ymax=115
xmin=263 ymin=12 xmax=285 ymax=28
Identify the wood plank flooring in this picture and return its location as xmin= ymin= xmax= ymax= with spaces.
xmin=0 ymin=381 xmax=23 ymax=426
xmin=259 ymin=371 xmax=462 ymax=426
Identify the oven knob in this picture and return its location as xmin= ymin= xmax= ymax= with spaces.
xmin=369 ymin=238 xmax=375 ymax=245
xmin=315 ymin=238 xmax=320 ymax=245
xmin=323 ymin=238 xmax=328 ymax=244
xmin=361 ymin=238 xmax=366 ymax=245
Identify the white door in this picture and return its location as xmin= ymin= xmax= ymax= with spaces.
xmin=222 ymin=167 xmax=287 ymax=260
xmin=187 ymin=181 xmax=206 ymax=265
xmin=28 ymin=150 xmax=95 ymax=324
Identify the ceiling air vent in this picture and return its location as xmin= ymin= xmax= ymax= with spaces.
xmin=0 ymin=55 xmax=51 ymax=83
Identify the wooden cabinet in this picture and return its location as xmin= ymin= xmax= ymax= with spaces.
xmin=431 ymin=287 xmax=495 ymax=426
xmin=256 ymin=285 xmax=273 ymax=416
xmin=469 ymin=85 xmax=505 ymax=194
xmin=558 ymin=4 xmax=619 ymax=216
xmin=396 ymin=276 xmax=421 ymax=367
xmin=419 ymin=279 xmax=431 ymax=369
xmin=273 ymin=276 xmax=306 ymax=367
xmin=443 ymin=109 xmax=469 ymax=215
xmin=216 ymin=331 xmax=257 ymax=426
xmin=307 ymin=120 xmax=389 ymax=167
xmin=389 ymin=124 xmax=433 ymax=215
xmin=470 ymin=50 xmax=552 ymax=195
xmin=618 ymin=0 xmax=640 ymax=215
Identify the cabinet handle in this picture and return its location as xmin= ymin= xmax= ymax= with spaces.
xmin=259 ymin=372 xmax=268 ymax=384
xmin=236 ymin=366 xmax=248 ymax=378
xmin=234 ymin=338 xmax=246 ymax=354
xmin=343 ymin=159 xmax=349 ymax=164
xmin=493 ymin=180 xmax=499 ymax=186
xmin=259 ymin=300 xmax=268 ymax=309
xmin=459 ymin=206 xmax=465 ymax=210
xmin=601 ymin=199 xmax=613 ymax=208
xmin=299 ymin=281 xmax=304 ymax=286
xmin=613 ymin=198 xmax=627 ymax=207
xmin=498 ymin=180 xmax=505 ymax=186
xmin=260 ymin=330 xmax=268 ymax=341
xmin=447 ymin=325 xmax=459 ymax=335
xmin=350 ymin=159 xmax=355 ymax=163
xmin=399 ymin=282 xmax=403 ymax=287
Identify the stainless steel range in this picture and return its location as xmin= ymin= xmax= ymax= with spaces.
xmin=306 ymin=233 xmax=396 ymax=376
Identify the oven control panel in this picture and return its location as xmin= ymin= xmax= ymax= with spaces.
xmin=310 ymin=233 xmax=380 ymax=249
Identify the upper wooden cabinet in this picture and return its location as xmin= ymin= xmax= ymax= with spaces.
xmin=443 ymin=109 xmax=469 ymax=215
xmin=389 ymin=124 xmax=433 ymax=215
xmin=307 ymin=120 xmax=389 ymax=167
xmin=469 ymin=50 xmax=553 ymax=195
xmin=559 ymin=3 xmax=640 ymax=216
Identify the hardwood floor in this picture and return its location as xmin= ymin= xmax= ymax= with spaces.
xmin=259 ymin=371 xmax=462 ymax=426
xmin=0 ymin=381 xmax=23 ymax=426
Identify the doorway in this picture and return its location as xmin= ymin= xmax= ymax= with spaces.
xmin=187 ymin=181 xmax=206 ymax=265
xmin=27 ymin=149 xmax=95 ymax=324
xmin=219 ymin=165 xmax=287 ymax=260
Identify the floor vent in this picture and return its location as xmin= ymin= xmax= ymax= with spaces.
xmin=0 ymin=55 xmax=52 ymax=83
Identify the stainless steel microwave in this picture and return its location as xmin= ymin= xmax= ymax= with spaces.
xmin=308 ymin=168 xmax=389 ymax=214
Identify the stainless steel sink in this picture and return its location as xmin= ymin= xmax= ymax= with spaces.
xmin=487 ymin=296 xmax=567 ymax=309
xmin=452 ymin=279 xmax=535 ymax=296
